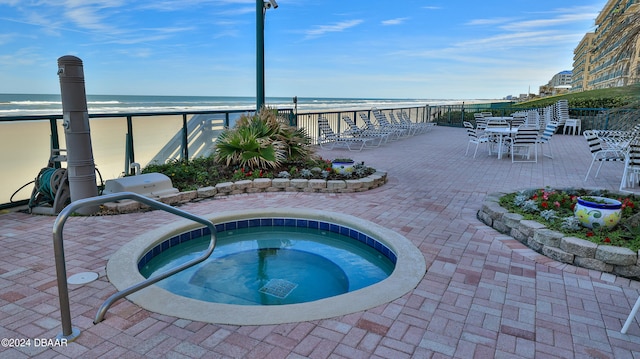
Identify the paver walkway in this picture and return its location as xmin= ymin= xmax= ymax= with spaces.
xmin=2 ymin=126 xmax=640 ymax=358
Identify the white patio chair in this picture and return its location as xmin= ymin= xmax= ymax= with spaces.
xmin=372 ymin=109 xmax=410 ymax=133
xmin=555 ymin=99 xmax=581 ymax=135
xmin=358 ymin=112 xmax=401 ymax=141
xmin=398 ymin=111 xmax=432 ymax=134
xmin=464 ymin=121 xmax=490 ymax=158
xmin=371 ymin=109 xmax=411 ymax=137
xmin=317 ymin=116 xmax=373 ymax=151
xmin=543 ymin=106 xmax=554 ymax=129
xmin=620 ymin=139 xmax=640 ymax=192
xmin=389 ymin=112 xmax=418 ymax=136
xmin=564 ymin=119 xmax=581 ymax=135
xmin=583 ymin=130 xmax=626 ymax=181
xmin=526 ymin=111 xmax=540 ymax=129
xmin=342 ymin=116 xmax=387 ymax=147
xmin=537 ymin=121 xmax=559 ymax=159
xmin=505 ymin=126 xmax=539 ymax=162
xmin=622 ymin=290 xmax=640 ymax=334
xmin=510 ymin=114 xmax=526 ymax=128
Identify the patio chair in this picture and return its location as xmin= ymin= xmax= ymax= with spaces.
xmin=620 ymin=139 xmax=640 ymax=192
xmin=475 ymin=118 xmax=488 ymax=132
xmin=397 ymin=111 xmax=430 ymax=134
xmin=389 ymin=112 xmax=418 ymax=136
xmin=371 ymin=109 xmax=412 ymax=137
xmin=526 ymin=111 xmax=540 ymax=129
xmin=359 ymin=112 xmax=402 ymax=140
xmin=317 ymin=116 xmax=373 ymax=151
xmin=510 ymin=114 xmax=526 ymax=128
xmin=583 ymin=130 xmax=626 ymax=181
xmin=397 ymin=111 xmax=429 ymax=134
xmin=543 ymin=106 xmax=554 ymax=128
xmin=622 ymin=274 xmax=640 ymax=333
xmin=505 ymin=126 xmax=539 ymax=163
xmin=537 ymin=121 xmax=559 ymax=159
xmin=342 ymin=116 xmax=387 ymax=147
xmin=563 ymin=119 xmax=581 ymax=135
xmin=555 ymin=99 xmax=581 ymax=134
xmin=464 ymin=121 xmax=490 ymax=158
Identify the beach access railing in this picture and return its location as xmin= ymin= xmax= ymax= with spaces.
xmin=0 ymin=105 xmax=429 ymax=209
xmin=3 ymin=103 xmax=629 ymax=209
xmin=0 ymin=109 xmax=285 ymax=208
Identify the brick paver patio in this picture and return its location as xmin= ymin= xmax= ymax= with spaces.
xmin=2 ymin=125 xmax=640 ymax=358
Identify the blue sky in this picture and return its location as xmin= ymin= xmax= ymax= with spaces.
xmin=0 ymin=0 xmax=606 ymax=99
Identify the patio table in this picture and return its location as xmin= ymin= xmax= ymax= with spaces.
xmin=484 ymin=127 xmax=517 ymax=159
xmin=484 ymin=116 xmax=520 ymax=128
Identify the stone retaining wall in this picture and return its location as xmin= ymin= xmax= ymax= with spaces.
xmin=103 ymin=172 xmax=387 ymax=214
xmin=478 ymin=192 xmax=640 ymax=280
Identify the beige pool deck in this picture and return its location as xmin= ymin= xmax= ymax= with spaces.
xmin=2 ymin=125 xmax=640 ymax=358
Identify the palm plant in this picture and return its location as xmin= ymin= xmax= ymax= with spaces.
xmin=215 ymin=107 xmax=313 ymax=170
xmin=215 ymin=125 xmax=285 ymax=169
xmin=276 ymin=126 xmax=313 ymax=161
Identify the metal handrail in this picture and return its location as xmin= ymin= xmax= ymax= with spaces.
xmin=52 ymin=192 xmax=217 ymax=341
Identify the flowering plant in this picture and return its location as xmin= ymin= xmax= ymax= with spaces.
xmin=513 ymin=188 xmax=577 ymax=214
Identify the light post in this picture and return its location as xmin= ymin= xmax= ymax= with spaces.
xmin=256 ymin=0 xmax=278 ymax=111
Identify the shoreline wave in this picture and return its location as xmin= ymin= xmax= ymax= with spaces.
xmin=0 ymin=94 xmax=501 ymax=117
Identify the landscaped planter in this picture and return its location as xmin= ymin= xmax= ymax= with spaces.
xmin=477 ymin=192 xmax=640 ymax=280
xmin=574 ymin=196 xmax=622 ymax=229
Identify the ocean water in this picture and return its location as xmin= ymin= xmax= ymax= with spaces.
xmin=0 ymin=93 xmax=469 ymax=117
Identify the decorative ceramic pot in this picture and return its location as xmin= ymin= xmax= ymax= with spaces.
xmin=331 ymin=160 xmax=355 ymax=175
xmin=574 ymin=196 xmax=622 ymax=229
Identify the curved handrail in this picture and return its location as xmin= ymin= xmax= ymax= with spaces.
xmin=52 ymin=192 xmax=217 ymax=341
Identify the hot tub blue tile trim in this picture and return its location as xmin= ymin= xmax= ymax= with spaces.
xmin=138 ymin=218 xmax=397 ymax=270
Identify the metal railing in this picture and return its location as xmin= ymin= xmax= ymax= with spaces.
xmin=0 ymin=106 xmax=418 ymax=208
xmin=0 ymin=108 xmax=291 ymax=209
xmin=52 ymin=192 xmax=217 ymax=341
xmin=3 ymin=103 xmax=636 ymax=209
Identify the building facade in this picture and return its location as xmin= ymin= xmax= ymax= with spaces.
xmin=540 ymin=71 xmax=572 ymax=96
xmin=572 ymin=0 xmax=639 ymax=91
xmin=550 ymin=70 xmax=573 ymax=87
xmin=571 ymin=33 xmax=595 ymax=91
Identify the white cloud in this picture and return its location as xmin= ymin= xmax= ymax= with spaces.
xmin=456 ymin=30 xmax=580 ymax=49
xmin=382 ymin=18 xmax=408 ymax=26
xmin=501 ymin=13 xmax=598 ymax=31
xmin=304 ymin=19 xmax=363 ymax=39
xmin=466 ymin=18 xmax=514 ymax=26
xmin=215 ymin=6 xmax=255 ymax=16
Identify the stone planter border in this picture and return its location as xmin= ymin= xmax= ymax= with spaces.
xmin=478 ymin=191 xmax=640 ymax=280
xmin=102 ymin=172 xmax=387 ymax=214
